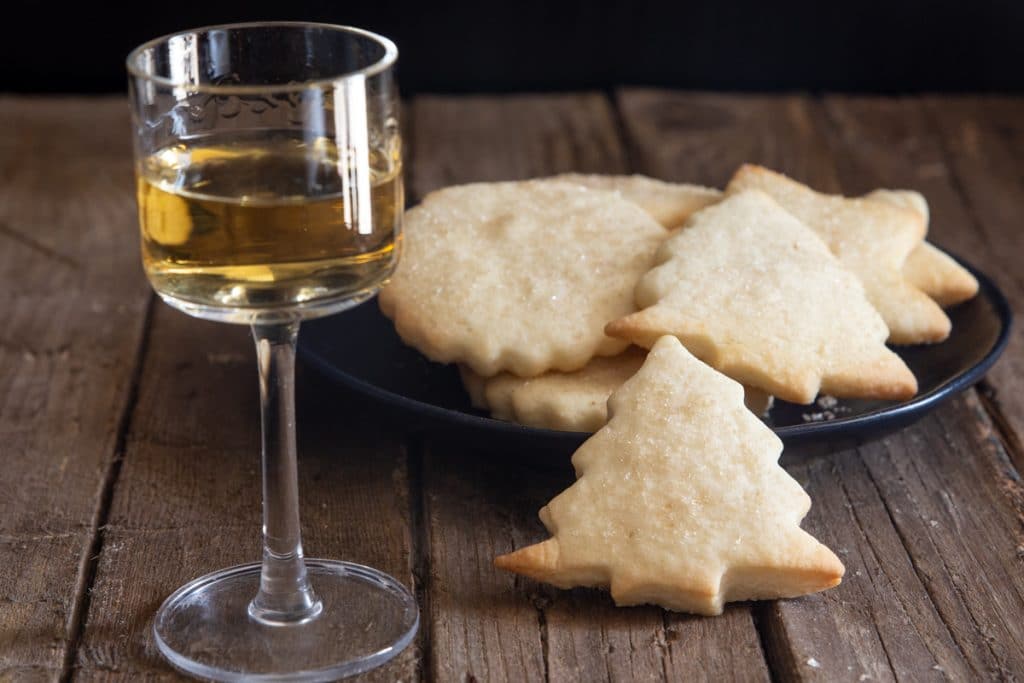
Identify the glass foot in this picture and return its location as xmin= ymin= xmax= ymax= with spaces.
xmin=153 ymin=560 xmax=419 ymax=682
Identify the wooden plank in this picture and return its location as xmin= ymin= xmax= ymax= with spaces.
xmin=71 ymin=256 xmax=418 ymax=674
xmin=861 ymin=393 xmax=1024 ymax=676
xmin=418 ymin=451 xmax=555 ymax=682
xmin=771 ymin=424 xmax=977 ymax=681
xmin=617 ymin=89 xmax=1024 ymax=680
xmin=616 ymin=90 xmax=840 ymax=190
xmin=0 ymin=97 xmax=151 ymax=679
xmin=410 ymin=92 xmax=770 ymax=681
xmin=806 ymin=94 xmax=1024 ymax=677
xmin=920 ymin=96 xmax=1024 ymax=470
xmin=409 ymin=92 xmax=629 ymax=198
xmin=762 ymin=394 xmax=1024 ymax=681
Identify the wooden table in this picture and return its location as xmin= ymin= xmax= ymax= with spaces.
xmin=2 ymin=93 xmax=1023 ymax=681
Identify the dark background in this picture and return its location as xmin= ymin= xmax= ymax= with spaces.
xmin=3 ymin=0 xmax=1021 ymax=93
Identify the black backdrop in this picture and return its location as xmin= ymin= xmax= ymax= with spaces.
xmin=3 ymin=0 xmax=1021 ymax=93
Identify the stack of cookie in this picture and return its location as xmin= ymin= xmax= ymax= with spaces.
xmin=381 ymin=167 xmax=977 ymax=432
xmin=377 ymin=166 xmax=978 ymax=616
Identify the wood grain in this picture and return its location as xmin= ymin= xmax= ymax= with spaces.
xmin=409 ymin=93 xmax=629 ymax=198
xmin=409 ymin=92 xmax=770 ymax=682
xmin=4 ymin=93 xmax=1024 ymax=682
xmin=617 ymin=89 xmax=1024 ymax=680
xmin=921 ymin=96 xmax=1024 ymax=472
xmin=809 ymin=95 xmax=1024 ymax=677
xmin=71 ymin=301 xmax=418 ymax=679
xmin=419 ymin=450 xmax=554 ymax=682
xmin=615 ymin=90 xmax=840 ymax=190
xmin=761 ymin=395 xmax=1024 ymax=680
xmin=0 ymin=97 xmax=150 ymax=680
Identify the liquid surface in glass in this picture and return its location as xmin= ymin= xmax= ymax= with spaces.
xmin=137 ymin=131 xmax=402 ymax=314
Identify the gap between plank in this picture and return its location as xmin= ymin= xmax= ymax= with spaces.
xmin=658 ymin=612 xmax=673 ymax=681
xmin=750 ymin=604 xmax=784 ymax=683
xmin=977 ymin=380 xmax=1024 ymax=483
xmin=534 ymin=594 xmax=550 ymax=683
xmin=59 ymin=293 xmax=155 ymax=683
xmin=406 ymin=437 xmax=433 ymax=683
xmin=974 ymin=381 xmax=1024 ymax=552
xmin=604 ymin=89 xmax=637 ymax=173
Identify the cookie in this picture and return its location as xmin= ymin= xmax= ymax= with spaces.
xmin=494 ymin=335 xmax=845 ymax=616
xmin=461 ymin=350 xmax=775 ymax=432
xmin=378 ymin=181 xmax=667 ymax=377
xmin=727 ymin=165 xmax=950 ymax=344
xmin=902 ymin=243 xmax=979 ymax=308
xmin=606 ymin=191 xmax=917 ymax=404
xmin=866 ymin=188 xmax=930 ymax=220
xmin=467 ymin=349 xmax=647 ymax=433
xmin=549 ymin=173 xmax=722 ymax=229
xmin=865 ymin=189 xmax=979 ymax=307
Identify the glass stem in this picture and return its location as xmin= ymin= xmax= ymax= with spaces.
xmin=248 ymin=321 xmax=323 ymax=625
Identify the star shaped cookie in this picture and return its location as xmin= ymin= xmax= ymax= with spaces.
xmin=726 ymin=165 xmax=950 ymax=344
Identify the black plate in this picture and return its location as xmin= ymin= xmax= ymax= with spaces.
xmin=300 ymin=257 xmax=1011 ymax=459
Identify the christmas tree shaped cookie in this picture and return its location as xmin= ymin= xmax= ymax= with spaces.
xmin=606 ymin=190 xmax=917 ymax=404
xmin=495 ymin=336 xmax=845 ymax=616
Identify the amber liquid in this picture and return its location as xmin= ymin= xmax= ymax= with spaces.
xmin=137 ymin=132 xmax=402 ymax=319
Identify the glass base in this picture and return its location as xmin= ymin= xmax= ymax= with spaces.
xmin=153 ymin=560 xmax=419 ymax=682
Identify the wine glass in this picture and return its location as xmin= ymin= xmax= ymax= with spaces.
xmin=127 ymin=22 xmax=417 ymax=681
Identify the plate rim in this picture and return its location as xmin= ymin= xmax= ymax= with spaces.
xmin=299 ymin=254 xmax=1012 ymax=444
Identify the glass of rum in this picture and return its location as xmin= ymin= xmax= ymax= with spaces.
xmin=127 ymin=23 xmax=417 ymax=681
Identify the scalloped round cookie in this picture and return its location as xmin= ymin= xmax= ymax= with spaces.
xmin=378 ymin=180 xmax=667 ymax=377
